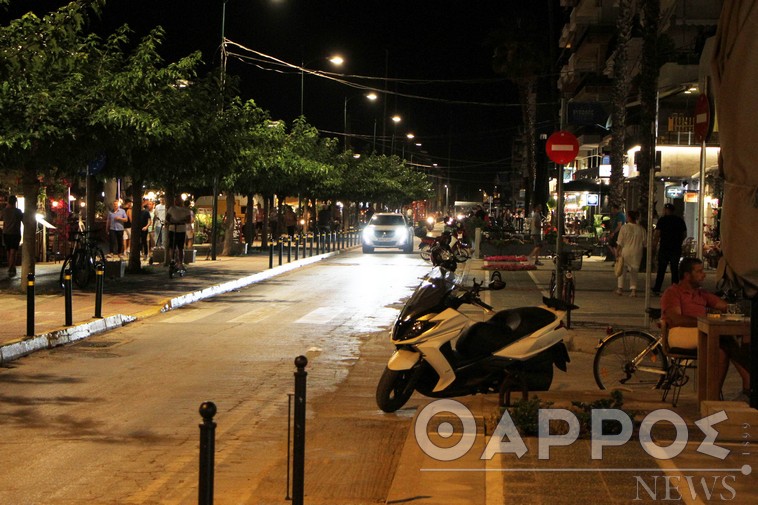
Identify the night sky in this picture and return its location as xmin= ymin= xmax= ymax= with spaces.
xmin=4 ymin=1 xmax=560 ymax=198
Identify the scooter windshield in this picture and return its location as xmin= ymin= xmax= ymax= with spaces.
xmin=398 ymin=268 xmax=456 ymax=322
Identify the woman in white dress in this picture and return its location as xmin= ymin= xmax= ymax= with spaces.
xmin=615 ymin=210 xmax=646 ymax=297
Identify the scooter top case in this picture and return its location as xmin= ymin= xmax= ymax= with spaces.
xmin=456 ymin=306 xmax=560 ymax=359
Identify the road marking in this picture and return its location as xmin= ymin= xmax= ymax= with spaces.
xmin=158 ymin=305 xmax=228 ymax=323
xmin=228 ymin=305 xmax=286 ymax=323
xmin=294 ymin=307 xmax=343 ymax=325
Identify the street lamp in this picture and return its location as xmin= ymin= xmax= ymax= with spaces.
xmin=343 ymin=92 xmax=378 ymax=151
xmin=445 ymin=184 xmax=449 ymax=212
xmin=301 ymin=55 xmax=343 ymax=117
xmin=390 ymin=115 xmax=401 ymax=154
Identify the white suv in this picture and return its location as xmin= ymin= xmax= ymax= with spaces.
xmin=361 ymin=213 xmax=414 ymax=253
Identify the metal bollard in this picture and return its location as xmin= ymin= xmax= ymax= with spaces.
xmin=278 ymin=240 xmax=283 ymax=266
xmin=300 ymin=233 xmax=306 ymax=259
xmin=287 ymin=237 xmax=292 ymax=263
xmin=309 ymin=234 xmax=314 ymax=257
xmin=198 ymin=401 xmax=217 ymax=505
xmin=64 ymin=268 xmax=73 ymax=326
xmin=294 ymin=235 xmax=299 ymax=261
xmin=269 ymin=243 xmax=274 ymax=269
xmin=292 ymin=356 xmax=308 ymax=505
xmin=94 ymin=262 xmax=104 ymax=319
xmin=26 ymin=273 xmax=35 ymax=337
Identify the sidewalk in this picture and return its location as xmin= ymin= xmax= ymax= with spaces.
xmin=0 ymin=244 xmax=339 ymax=364
xmin=386 ymin=256 xmax=758 ymax=504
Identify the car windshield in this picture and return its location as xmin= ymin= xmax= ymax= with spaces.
xmin=371 ymin=215 xmax=405 ymax=226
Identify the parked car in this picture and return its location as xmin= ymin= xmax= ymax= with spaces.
xmin=361 ymin=213 xmax=414 ymax=253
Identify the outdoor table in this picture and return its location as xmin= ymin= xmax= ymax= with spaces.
xmin=696 ymin=315 xmax=751 ymax=404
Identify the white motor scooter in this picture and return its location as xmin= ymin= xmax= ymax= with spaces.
xmin=376 ymin=269 xmax=573 ymax=413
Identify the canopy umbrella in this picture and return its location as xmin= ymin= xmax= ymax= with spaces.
xmin=711 ymin=0 xmax=758 ymax=407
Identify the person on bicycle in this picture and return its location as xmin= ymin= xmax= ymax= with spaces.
xmin=661 ymin=257 xmax=750 ymax=401
xmin=166 ymin=196 xmax=192 ymax=271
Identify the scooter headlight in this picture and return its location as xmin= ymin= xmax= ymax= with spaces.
xmin=396 ymin=319 xmax=437 ymax=341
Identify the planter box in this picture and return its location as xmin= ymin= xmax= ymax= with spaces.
xmin=184 ymin=249 xmax=196 ymax=264
xmin=479 ymin=241 xmax=534 ymax=258
xmin=104 ymin=260 xmax=125 ymax=279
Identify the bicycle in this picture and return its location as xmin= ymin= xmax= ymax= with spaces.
xmin=59 ymin=229 xmax=106 ymax=289
xmin=593 ymin=308 xmax=672 ymax=392
xmin=547 ymin=249 xmax=582 ymax=327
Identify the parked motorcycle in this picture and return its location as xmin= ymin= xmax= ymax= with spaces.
xmin=376 ymin=269 xmax=573 ymax=412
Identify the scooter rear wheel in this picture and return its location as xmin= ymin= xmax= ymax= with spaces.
xmin=376 ymin=367 xmax=415 ymax=413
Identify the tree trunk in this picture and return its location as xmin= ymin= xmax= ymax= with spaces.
xmin=637 ymin=0 xmax=660 ymax=229
xmin=520 ymin=79 xmax=539 ymax=210
xmin=222 ymin=193 xmax=235 ymax=256
xmin=19 ymin=166 xmax=40 ymax=292
xmin=610 ymin=0 xmax=637 ymax=210
xmin=261 ymin=196 xmax=270 ymax=250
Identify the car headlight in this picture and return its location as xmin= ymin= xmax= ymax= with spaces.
xmin=362 ymin=226 xmax=375 ymax=241
xmin=426 ymin=216 xmax=435 ymax=225
xmin=395 ymin=226 xmax=408 ymax=243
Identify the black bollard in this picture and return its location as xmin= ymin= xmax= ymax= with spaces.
xmin=278 ymin=240 xmax=283 ymax=266
xmin=300 ymin=233 xmax=306 ymax=259
xmin=294 ymin=235 xmax=299 ymax=261
xmin=198 ymin=401 xmax=217 ymax=505
xmin=94 ymin=262 xmax=104 ymax=319
xmin=64 ymin=268 xmax=73 ymax=326
xmin=309 ymin=233 xmax=314 ymax=257
xmin=26 ymin=273 xmax=35 ymax=337
xmin=287 ymin=237 xmax=292 ymax=263
xmin=269 ymin=243 xmax=274 ymax=269
xmin=292 ymin=356 xmax=308 ymax=505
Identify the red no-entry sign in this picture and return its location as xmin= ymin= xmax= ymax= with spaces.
xmin=694 ymin=94 xmax=712 ymax=143
xmin=546 ymin=131 xmax=579 ymax=165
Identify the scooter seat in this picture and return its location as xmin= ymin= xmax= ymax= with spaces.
xmin=456 ymin=307 xmax=557 ymax=359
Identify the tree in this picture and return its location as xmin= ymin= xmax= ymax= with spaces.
xmin=0 ymin=1 xmax=106 ymax=285
xmin=609 ymin=0 xmax=638 ymax=210
xmin=636 ymin=0 xmax=661 ymax=227
xmin=490 ymin=10 xmax=553 ymax=213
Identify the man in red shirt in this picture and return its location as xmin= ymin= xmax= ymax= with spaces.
xmin=661 ymin=257 xmax=750 ymax=400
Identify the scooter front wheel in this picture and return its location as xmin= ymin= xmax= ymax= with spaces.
xmin=376 ymin=367 xmax=415 ymax=413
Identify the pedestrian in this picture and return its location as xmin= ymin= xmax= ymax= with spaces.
xmin=607 ymin=203 xmax=626 ymax=258
xmin=184 ymin=199 xmax=195 ymax=248
xmin=106 ymin=200 xmax=127 ymax=257
xmin=1 ymin=195 xmax=23 ymax=278
xmin=254 ymin=202 xmax=264 ymax=241
xmin=138 ymin=198 xmax=153 ymax=260
xmin=615 ymin=210 xmax=646 ymax=297
xmin=122 ymin=198 xmax=133 ymax=255
xmin=284 ymin=204 xmax=297 ymax=236
xmin=528 ymin=203 xmax=544 ymax=266
xmin=153 ymin=197 xmax=166 ymax=247
xmin=166 ymin=196 xmax=191 ymax=270
xmin=652 ymin=203 xmax=687 ymax=295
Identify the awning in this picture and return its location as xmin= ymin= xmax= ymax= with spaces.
xmin=563 ymin=180 xmax=607 ymax=193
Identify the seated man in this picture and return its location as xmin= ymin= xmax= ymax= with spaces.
xmin=661 ymin=257 xmax=750 ymax=401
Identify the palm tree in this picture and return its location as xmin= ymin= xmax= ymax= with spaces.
xmin=609 ymin=0 xmax=638 ymax=210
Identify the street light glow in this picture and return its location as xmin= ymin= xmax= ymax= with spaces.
xmin=392 ymin=115 xmax=401 ymax=123
xmin=406 ymin=133 xmax=415 ymax=139
xmin=329 ymin=55 xmax=344 ymax=66
xmin=366 ymin=92 xmax=378 ymax=101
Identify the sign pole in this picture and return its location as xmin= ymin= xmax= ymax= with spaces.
xmin=545 ymin=130 xmax=580 ymax=303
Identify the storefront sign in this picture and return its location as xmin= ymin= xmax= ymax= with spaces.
xmin=586 ymin=193 xmax=599 ymax=206
xmin=665 ymin=185 xmax=685 ymax=198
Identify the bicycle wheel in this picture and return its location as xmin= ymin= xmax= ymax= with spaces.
xmin=593 ymin=330 xmax=668 ymax=391
xmin=452 ymin=243 xmax=471 ymax=262
xmin=419 ymin=250 xmax=432 ymax=262
xmin=73 ymin=251 xmax=92 ymax=288
xmin=59 ymin=255 xmax=74 ymax=289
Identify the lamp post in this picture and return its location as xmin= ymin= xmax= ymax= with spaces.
xmin=300 ymin=55 xmax=343 ymax=117
xmin=343 ymin=92 xmax=377 ymax=152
